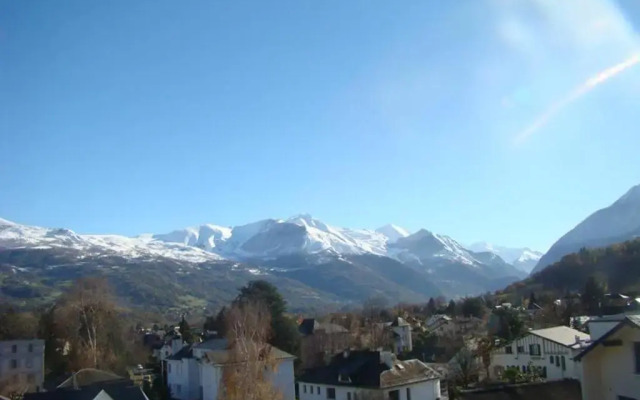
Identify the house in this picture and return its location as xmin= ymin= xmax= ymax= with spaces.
xmin=299 ymin=319 xmax=352 ymax=370
xmin=126 ymin=365 xmax=156 ymax=387
xmin=166 ymin=338 xmax=295 ymax=400
xmin=297 ymin=350 xmax=442 ymax=400
xmin=489 ymin=326 xmax=590 ymax=382
xmin=23 ymin=369 xmax=148 ymax=400
xmin=0 ymin=340 xmax=45 ymax=393
xmin=574 ymin=314 xmax=640 ymax=400
xmin=426 ymin=315 xmax=484 ymax=338
xmin=387 ymin=317 xmax=413 ymax=354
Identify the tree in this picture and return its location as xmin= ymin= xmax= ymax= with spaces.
xmin=204 ymin=306 xmax=227 ymax=336
xmin=451 ymin=345 xmax=480 ymax=388
xmin=446 ymin=300 xmax=457 ymax=316
xmin=58 ymin=277 xmax=117 ymax=369
xmin=218 ymin=301 xmax=283 ymax=400
xmin=426 ymin=298 xmax=436 ymax=316
xmin=179 ymin=316 xmax=194 ymax=344
xmin=493 ymin=308 xmax=525 ymax=342
xmin=0 ymin=307 xmax=37 ymax=340
xmin=460 ymin=297 xmax=485 ymax=319
xmin=362 ymin=295 xmax=390 ymax=321
xmin=582 ymin=276 xmax=607 ymax=315
xmin=235 ymin=280 xmax=299 ymax=355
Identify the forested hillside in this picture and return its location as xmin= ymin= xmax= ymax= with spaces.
xmin=500 ymin=238 xmax=640 ymax=300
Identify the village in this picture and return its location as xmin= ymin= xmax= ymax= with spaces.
xmin=1 ymin=278 xmax=640 ymax=400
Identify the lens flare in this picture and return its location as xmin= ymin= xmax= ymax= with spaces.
xmin=515 ymin=54 xmax=640 ymax=143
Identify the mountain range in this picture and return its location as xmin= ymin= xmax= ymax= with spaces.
xmin=532 ymin=184 xmax=640 ymax=274
xmin=0 ymin=215 xmax=536 ymax=314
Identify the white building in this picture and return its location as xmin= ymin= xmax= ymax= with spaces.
xmin=489 ymin=326 xmax=589 ymax=382
xmin=298 ymin=350 xmax=442 ymax=400
xmin=387 ymin=317 xmax=412 ymax=354
xmin=166 ymin=338 xmax=295 ymax=400
xmin=575 ymin=314 xmax=640 ymax=400
xmin=0 ymin=340 xmax=45 ymax=393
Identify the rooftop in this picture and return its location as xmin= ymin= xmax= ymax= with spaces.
xmin=299 ymin=319 xmax=349 ymax=335
xmin=459 ymin=379 xmax=581 ymax=400
xmin=298 ymin=351 xmax=440 ymax=389
xmin=530 ymin=326 xmax=589 ymax=348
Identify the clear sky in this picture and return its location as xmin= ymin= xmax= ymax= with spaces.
xmin=2 ymin=0 xmax=640 ymax=251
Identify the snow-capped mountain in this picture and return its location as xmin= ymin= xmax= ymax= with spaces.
xmin=532 ymin=183 xmax=640 ymax=274
xmin=375 ymin=224 xmax=410 ymax=243
xmin=467 ymin=242 xmax=543 ymax=273
xmin=0 ymin=218 xmax=223 ymax=263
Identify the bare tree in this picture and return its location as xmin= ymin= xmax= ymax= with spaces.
xmin=0 ymin=377 xmax=27 ymax=400
xmin=58 ymin=277 xmax=116 ymax=369
xmin=451 ymin=345 xmax=481 ymax=388
xmin=218 ymin=301 xmax=283 ymax=400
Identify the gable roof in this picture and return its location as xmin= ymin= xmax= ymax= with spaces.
xmin=166 ymin=338 xmax=229 ymax=360
xmin=56 ymin=369 xmax=125 ymax=389
xmin=529 ymin=326 xmax=590 ymax=349
xmin=202 ymin=343 xmax=295 ymax=365
xmin=24 ymin=380 xmax=147 ymax=400
xmin=574 ymin=315 xmax=640 ymax=361
xmin=298 ymin=351 xmax=439 ymax=389
xmin=299 ymin=319 xmax=348 ymax=335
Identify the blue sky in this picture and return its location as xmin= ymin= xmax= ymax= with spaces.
xmin=2 ymin=0 xmax=640 ymax=251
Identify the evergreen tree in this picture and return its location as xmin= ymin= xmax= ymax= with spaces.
xmin=426 ymin=298 xmax=436 ymax=316
xmin=179 ymin=316 xmax=194 ymax=344
xmin=234 ymin=280 xmax=299 ymax=355
xmin=446 ymin=300 xmax=457 ymax=316
xmin=582 ymin=276 xmax=607 ymax=315
xmin=528 ymin=292 xmax=537 ymax=306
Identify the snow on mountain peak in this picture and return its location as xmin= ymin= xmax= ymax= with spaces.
xmin=375 ymin=224 xmax=410 ymax=243
xmin=0 ymin=218 xmax=16 ymax=226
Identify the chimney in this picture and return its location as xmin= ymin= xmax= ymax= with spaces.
xmin=343 ymin=349 xmax=350 ymax=359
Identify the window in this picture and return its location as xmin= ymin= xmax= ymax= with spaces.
xmin=556 ymin=356 xmax=560 ymax=367
xmin=310 ymin=386 xmax=314 ymax=394
xmin=530 ymin=344 xmax=541 ymax=356
xmin=317 ymin=386 xmax=320 ymax=395
xmin=347 ymin=393 xmax=352 ymax=400
xmin=339 ymin=374 xmax=351 ymax=383
xmin=505 ymin=346 xmax=513 ymax=354
xmin=28 ymin=344 xmax=33 ymax=352
xmin=521 ymin=366 xmax=526 ymax=373
xmin=542 ymin=367 xmax=547 ymax=378
xmin=635 ymin=342 xmax=640 ymax=374
xmin=303 ymin=384 xmax=307 ymax=393
xmin=327 ymin=387 xmax=336 ymax=399
xmin=389 ymin=390 xmax=400 ymax=400
xmin=11 ymin=345 xmax=17 ymax=353
xmin=561 ymin=356 xmax=566 ymax=371
xmin=406 ymin=388 xmax=412 ymax=400
xmin=199 ymin=385 xmax=203 ymax=400
xmin=176 ymin=384 xmax=182 ymax=394
xmin=10 ymin=359 xmax=17 ymax=369
xmin=517 ymin=346 xmax=524 ymax=354
xmin=167 ymin=363 xmax=171 ymax=373
xmin=549 ymin=355 xmax=554 ymax=364
xmin=26 ymin=358 xmax=33 ymax=368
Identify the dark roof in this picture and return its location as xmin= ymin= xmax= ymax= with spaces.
xmin=166 ymin=338 xmax=229 ymax=360
xmin=56 ymin=369 xmax=125 ymax=389
xmin=299 ymin=319 xmax=348 ymax=335
xmin=574 ymin=315 xmax=640 ymax=361
xmin=25 ymin=379 xmax=146 ymax=400
xmin=460 ymin=380 xmax=581 ymax=400
xmin=298 ymin=351 xmax=439 ymax=389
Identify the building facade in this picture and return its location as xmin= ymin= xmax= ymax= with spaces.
xmin=576 ymin=314 xmax=640 ymax=400
xmin=489 ymin=326 xmax=589 ymax=382
xmin=165 ymin=338 xmax=295 ymax=400
xmin=0 ymin=340 xmax=45 ymax=393
xmin=298 ymin=350 xmax=441 ymax=400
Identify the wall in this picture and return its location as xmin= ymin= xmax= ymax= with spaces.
xmin=0 ymin=340 xmax=45 ymax=392
xmin=298 ymin=380 xmax=440 ymax=400
xmin=201 ymin=358 xmax=295 ymax=400
xmin=166 ymin=358 xmax=196 ymax=400
xmin=489 ymin=334 xmax=581 ymax=382
xmin=581 ymin=326 xmax=640 ymax=400
xmin=588 ymin=320 xmax=620 ymax=341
